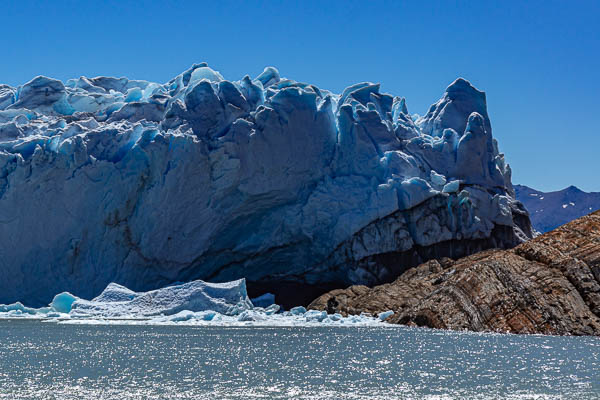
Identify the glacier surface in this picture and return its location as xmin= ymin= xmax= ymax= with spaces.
xmin=0 ymin=63 xmax=532 ymax=307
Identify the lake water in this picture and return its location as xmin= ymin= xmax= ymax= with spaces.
xmin=0 ymin=320 xmax=598 ymax=399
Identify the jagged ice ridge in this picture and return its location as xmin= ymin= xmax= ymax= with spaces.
xmin=0 ymin=63 xmax=532 ymax=307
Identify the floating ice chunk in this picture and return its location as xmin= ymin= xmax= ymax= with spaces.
xmin=53 ymin=309 xmax=397 ymax=327
xmin=0 ymin=301 xmax=53 ymax=317
xmin=251 ymin=293 xmax=276 ymax=308
xmin=200 ymin=311 xmax=217 ymax=321
xmin=50 ymin=292 xmax=78 ymax=313
xmin=237 ymin=310 xmax=269 ymax=322
xmin=0 ymin=302 xmax=25 ymax=313
xmin=0 ymin=302 xmax=37 ymax=315
xmin=71 ymin=278 xmax=252 ymax=318
xmin=169 ymin=311 xmax=195 ymax=322
xmin=443 ymin=180 xmax=460 ymax=193
xmin=226 ymin=302 xmax=252 ymax=316
xmin=290 ymin=306 xmax=307 ymax=315
xmin=329 ymin=313 xmax=343 ymax=321
xmin=153 ymin=310 xmax=218 ymax=323
xmin=264 ymin=304 xmax=281 ymax=315
xmin=237 ymin=310 xmax=254 ymax=322
xmin=0 ymin=274 xmax=402 ymax=326
xmin=378 ymin=310 xmax=394 ymax=321
xmin=190 ymin=310 xmax=217 ymax=321
xmin=46 ymin=312 xmax=63 ymax=318
xmin=305 ymin=310 xmax=327 ymax=322
xmin=1 ymin=280 xmax=401 ymax=326
xmin=252 ymin=304 xmax=281 ymax=315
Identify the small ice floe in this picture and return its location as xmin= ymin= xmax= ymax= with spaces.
xmin=250 ymin=293 xmax=276 ymax=308
xmin=378 ymin=310 xmax=395 ymax=321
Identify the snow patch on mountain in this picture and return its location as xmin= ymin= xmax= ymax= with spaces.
xmin=515 ymin=185 xmax=600 ymax=233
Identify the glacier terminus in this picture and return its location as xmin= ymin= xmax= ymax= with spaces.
xmin=0 ymin=63 xmax=533 ymax=307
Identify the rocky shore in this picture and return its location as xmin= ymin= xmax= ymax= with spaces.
xmin=309 ymin=210 xmax=600 ymax=335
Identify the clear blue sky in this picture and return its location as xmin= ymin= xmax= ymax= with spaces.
xmin=1 ymin=1 xmax=598 ymax=191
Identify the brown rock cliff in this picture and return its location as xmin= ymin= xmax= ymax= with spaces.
xmin=308 ymin=211 xmax=600 ymax=335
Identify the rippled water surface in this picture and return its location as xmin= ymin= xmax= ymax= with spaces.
xmin=0 ymin=320 xmax=598 ymax=399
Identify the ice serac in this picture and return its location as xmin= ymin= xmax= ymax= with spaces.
xmin=0 ymin=65 xmax=533 ymax=308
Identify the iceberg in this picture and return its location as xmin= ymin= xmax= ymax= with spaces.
xmin=251 ymin=292 xmax=276 ymax=308
xmin=0 ymin=278 xmax=393 ymax=327
xmin=290 ymin=306 xmax=308 ymax=316
xmin=50 ymin=292 xmax=78 ymax=314
xmin=378 ymin=310 xmax=394 ymax=321
xmin=0 ymin=64 xmax=533 ymax=308
xmin=70 ymin=278 xmax=253 ymax=318
xmin=0 ymin=279 xmax=252 ymax=319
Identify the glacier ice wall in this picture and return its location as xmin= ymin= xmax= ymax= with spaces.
xmin=0 ymin=63 xmax=532 ymax=307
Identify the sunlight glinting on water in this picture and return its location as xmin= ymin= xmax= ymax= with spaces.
xmin=0 ymin=321 xmax=598 ymax=399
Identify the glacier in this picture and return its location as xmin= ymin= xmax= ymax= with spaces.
xmin=0 ymin=278 xmax=392 ymax=327
xmin=0 ymin=63 xmax=532 ymax=308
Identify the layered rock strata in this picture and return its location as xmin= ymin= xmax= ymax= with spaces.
xmin=309 ymin=211 xmax=600 ymax=335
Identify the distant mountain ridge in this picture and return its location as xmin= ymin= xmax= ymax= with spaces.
xmin=515 ymin=184 xmax=600 ymax=233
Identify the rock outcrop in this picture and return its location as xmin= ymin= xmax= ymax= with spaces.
xmin=0 ymin=64 xmax=532 ymax=308
xmin=309 ymin=210 xmax=600 ymax=335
